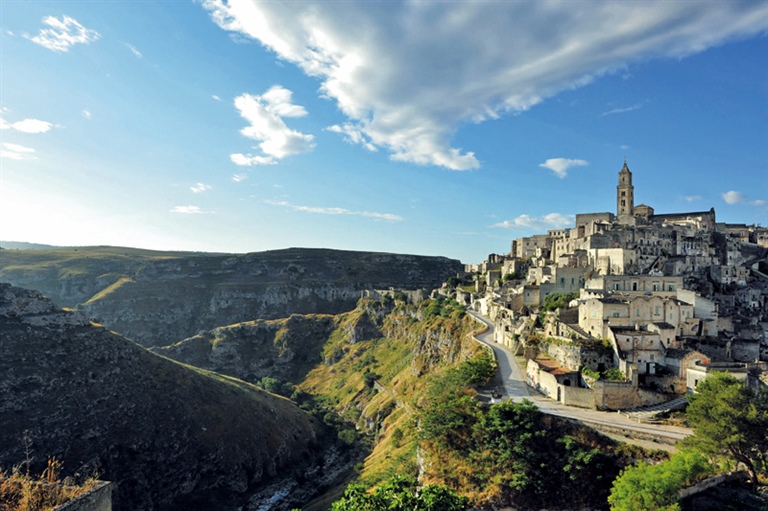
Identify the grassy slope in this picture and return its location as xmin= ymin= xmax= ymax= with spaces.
xmin=0 ymin=285 xmax=328 ymax=511
xmin=300 ymin=298 xmax=483 ymax=487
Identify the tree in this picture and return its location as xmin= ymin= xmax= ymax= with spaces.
xmin=683 ymin=372 xmax=768 ymax=487
xmin=608 ymin=449 xmax=712 ymax=511
xmin=330 ymin=475 xmax=468 ymax=511
xmin=458 ymin=352 xmax=497 ymax=384
xmin=474 ymin=400 xmax=550 ymax=497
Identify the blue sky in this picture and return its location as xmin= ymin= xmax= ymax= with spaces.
xmin=1 ymin=1 xmax=767 ymax=263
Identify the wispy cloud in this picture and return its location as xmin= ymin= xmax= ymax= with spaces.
xmin=190 ymin=182 xmax=212 ymax=193
xmin=1 ymin=143 xmax=37 ymax=160
xmin=683 ymin=195 xmax=703 ymax=202
xmin=170 ymin=205 xmax=204 ymax=214
xmin=601 ymin=103 xmax=643 ymax=116
xmin=212 ymin=95 xmax=222 ymax=101
xmin=125 ymin=43 xmax=142 ymax=58
xmin=492 ymin=213 xmax=574 ymax=231
xmin=0 ymin=117 xmax=52 ymax=134
xmin=538 ymin=158 xmax=588 ymax=179
xmin=265 ymin=200 xmax=402 ymax=221
xmin=232 ymin=173 xmax=247 ymax=182
xmin=722 ymin=190 xmax=766 ymax=206
xmin=326 ymin=124 xmax=377 ymax=152
xmin=204 ymin=1 xmax=767 ymax=171
xmin=81 ymin=109 xmax=92 ymax=119
xmin=230 ymin=85 xmax=315 ymax=166
xmin=26 ymin=15 xmax=100 ymax=52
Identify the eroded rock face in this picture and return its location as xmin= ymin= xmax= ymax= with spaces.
xmin=0 ymin=247 xmax=462 ymax=347
xmin=0 ymin=283 xmax=329 ymax=511
xmin=155 ymin=314 xmax=339 ymax=384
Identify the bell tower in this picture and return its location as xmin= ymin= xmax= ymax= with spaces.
xmin=617 ymin=159 xmax=634 ymax=222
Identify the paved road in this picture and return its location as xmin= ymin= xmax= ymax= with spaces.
xmin=469 ymin=311 xmax=692 ymax=444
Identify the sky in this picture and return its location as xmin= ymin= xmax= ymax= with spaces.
xmin=1 ymin=1 xmax=767 ymax=263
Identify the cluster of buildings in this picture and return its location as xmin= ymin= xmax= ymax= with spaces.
xmin=461 ymin=162 xmax=768 ymax=410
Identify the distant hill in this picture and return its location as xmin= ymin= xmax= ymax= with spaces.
xmin=0 ymin=246 xmax=462 ymax=346
xmin=0 ymin=241 xmax=63 ymax=250
xmin=0 ymin=283 xmax=332 ymax=511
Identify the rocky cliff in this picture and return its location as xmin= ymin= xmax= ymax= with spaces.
xmin=0 ymin=246 xmax=462 ymax=347
xmin=0 ymin=283 xmax=332 ymax=511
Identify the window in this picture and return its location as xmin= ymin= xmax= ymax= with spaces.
xmin=668 ymin=284 xmax=676 ymax=291
xmin=654 ymin=306 xmax=660 ymax=315
xmin=621 ymin=191 xmax=626 ymax=197
xmin=636 ymin=307 xmax=640 ymax=317
xmin=613 ymin=312 xmax=619 ymax=318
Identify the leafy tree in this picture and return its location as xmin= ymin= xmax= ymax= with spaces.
xmin=416 ymin=369 xmax=480 ymax=453
xmin=474 ymin=399 xmax=549 ymax=496
xmin=608 ymin=449 xmax=712 ymax=511
xmin=541 ymin=291 xmax=579 ymax=312
xmin=458 ymin=352 xmax=497 ymax=384
xmin=682 ymin=372 xmax=768 ymax=487
xmin=331 ymin=475 xmax=468 ymax=511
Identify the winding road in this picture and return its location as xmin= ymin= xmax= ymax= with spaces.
xmin=469 ymin=311 xmax=692 ymax=447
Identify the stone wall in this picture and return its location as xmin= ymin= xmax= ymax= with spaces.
xmin=592 ymin=381 xmax=670 ymax=410
xmin=561 ymin=386 xmax=595 ymax=409
xmin=55 ymin=482 xmax=112 ymax=511
xmin=542 ymin=342 xmax=613 ymax=372
xmin=526 ymin=359 xmax=560 ymax=400
xmin=643 ymin=374 xmax=686 ymax=395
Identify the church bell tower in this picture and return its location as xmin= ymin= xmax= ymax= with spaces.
xmin=617 ymin=160 xmax=634 ymax=222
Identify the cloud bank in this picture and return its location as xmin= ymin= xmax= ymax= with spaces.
xmin=493 ymin=213 xmax=575 ymax=231
xmin=203 ymin=0 xmax=767 ymax=170
xmin=722 ymin=190 xmax=766 ymax=206
xmin=1 ymin=143 xmax=37 ymax=160
xmin=0 ymin=117 xmax=53 ymax=134
xmin=265 ymin=200 xmax=402 ymax=221
xmin=26 ymin=15 xmax=100 ymax=52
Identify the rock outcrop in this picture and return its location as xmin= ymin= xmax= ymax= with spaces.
xmin=0 ymin=284 xmax=330 ymax=511
xmin=0 ymin=247 xmax=462 ymax=346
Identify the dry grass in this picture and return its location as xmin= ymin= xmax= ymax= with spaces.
xmin=0 ymin=458 xmax=98 ymax=511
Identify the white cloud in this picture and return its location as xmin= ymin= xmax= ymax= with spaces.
xmin=212 ymin=95 xmax=222 ymax=101
xmin=170 ymin=205 xmax=204 ymax=214
xmin=81 ymin=109 xmax=92 ymax=119
xmin=126 ymin=43 xmax=142 ymax=58
xmin=492 ymin=213 xmax=574 ymax=231
xmin=190 ymin=182 xmax=212 ymax=193
xmin=230 ymin=86 xmax=315 ymax=166
xmin=1 ymin=117 xmax=53 ymax=134
xmin=684 ymin=195 xmax=703 ymax=202
xmin=538 ymin=158 xmax=588 ymax=179
xmin=327 ymin=124 xmax=377 ymax=152
xmin=722 ymin=191 xmax=768 ymax=207
xmin=26 ymin=15 xmax=100 ymax=52
xmin=265 ymin=200 xmax=402 ymax=221
xmin=1 ymin=143 xmax=36 ymax=160
xmin=602 ymin=103 xmax=643 ymax=116
xmin=232 ymin=173 xmax=247 ymax=182
xmin=722 ymin=190 xmax=745 ymax=204
xmin=203 ymin=1 xmax=767 ymax=171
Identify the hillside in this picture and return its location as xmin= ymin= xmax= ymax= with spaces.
xmin=157 ymin=295 xmax=485 ymax=490
xmin=0 ymin=246 xmax=462 ymax=346
xmin=0 ymin=283 xmax=335 ymax=511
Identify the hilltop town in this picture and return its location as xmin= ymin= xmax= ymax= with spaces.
xmin=459 ymin=161 xmax=768 ymax=410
